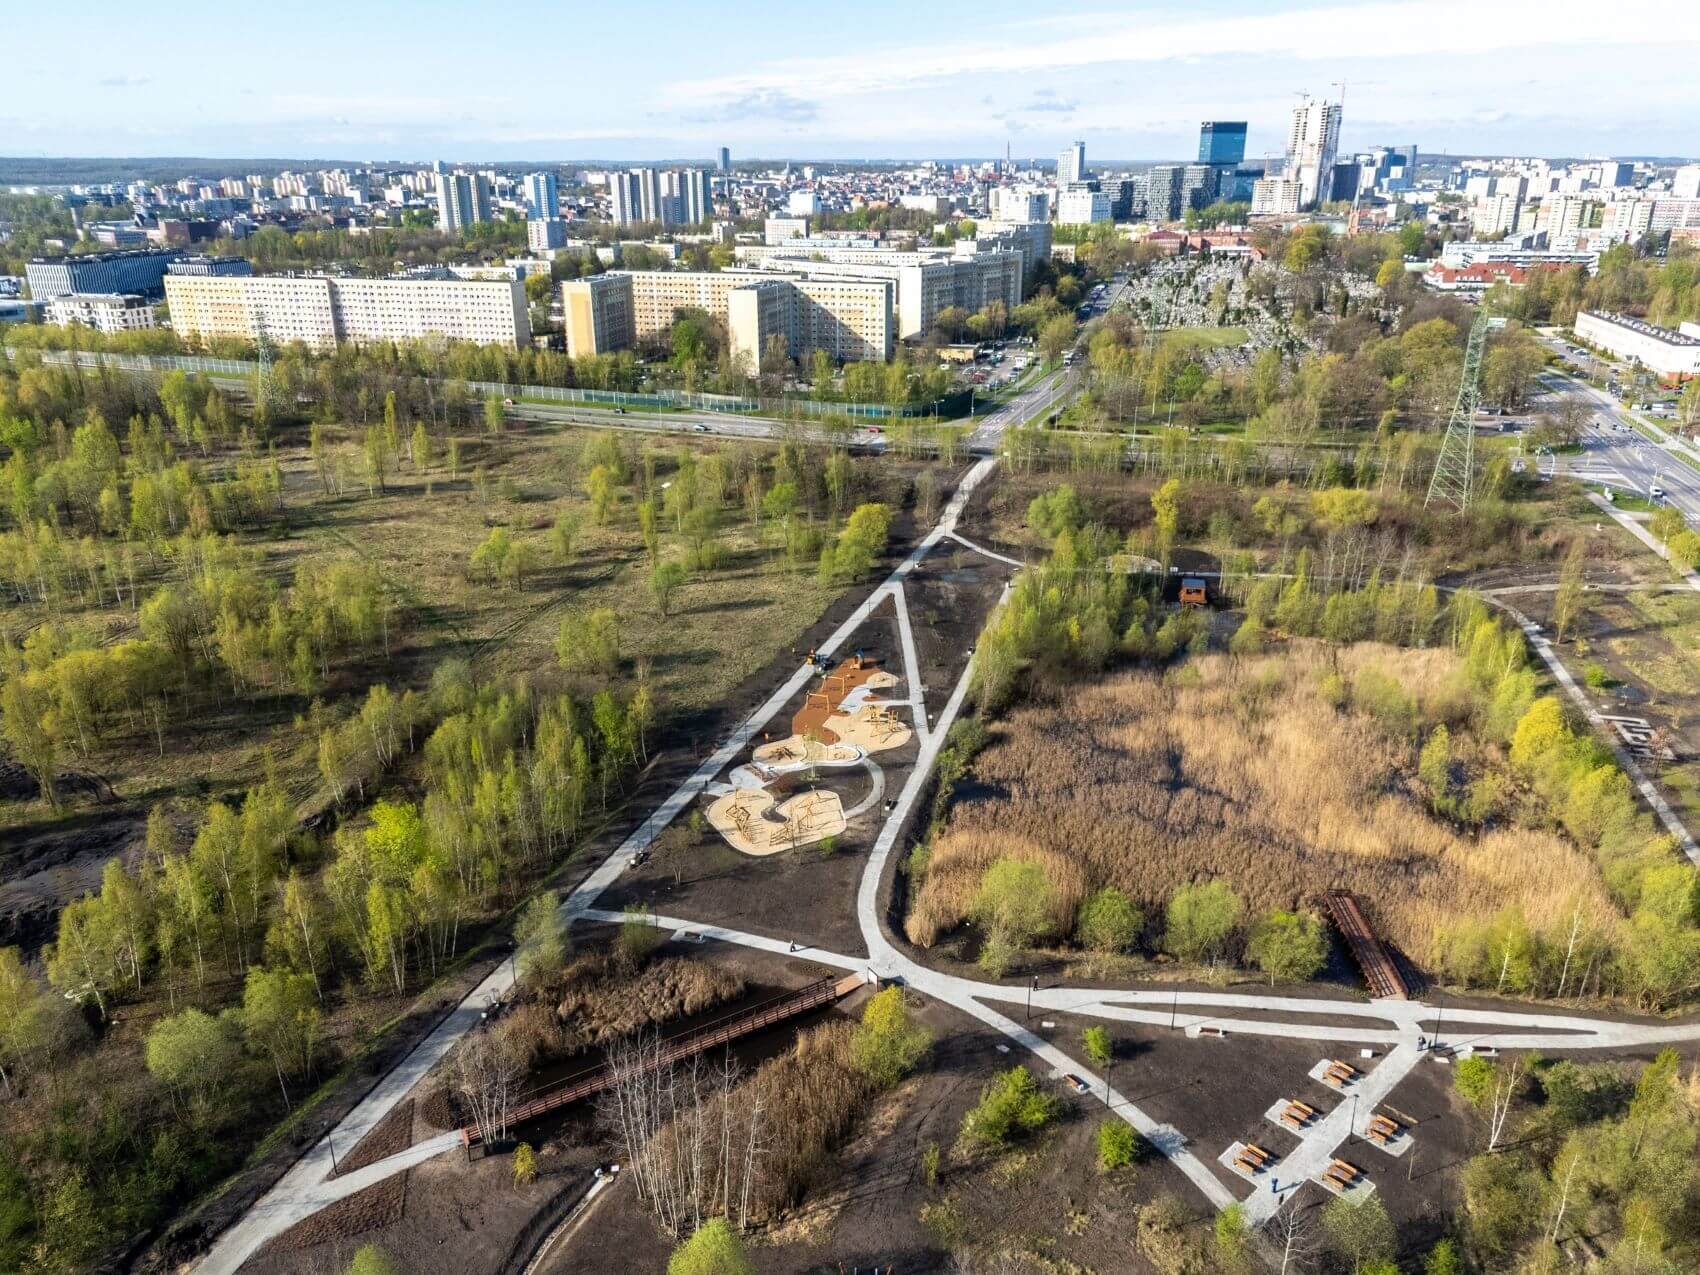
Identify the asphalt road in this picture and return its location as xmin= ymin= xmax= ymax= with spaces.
xmin=1532 ymin=361 xmax=1700 ymax=524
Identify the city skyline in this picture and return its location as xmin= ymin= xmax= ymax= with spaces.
xmin=4 ymin=0 xmax=1699 ymax=163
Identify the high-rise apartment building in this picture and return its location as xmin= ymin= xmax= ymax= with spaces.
xmin=1057 ymin=141 xmax=1087 ymax=186
xmin=436 ymin=172 xmax=492 ymax=232
xmin=609 ymin=170 xmax=641 ymax=227
xmin=1146 ymin=165 xmax=1186 ymax=221
xmin=670 ymin=168 xmax=711 ymax=224
xmin=1179 ymin=164 xmax=1220 ymax=213
xmin=719 ymin=147 xmax=732 ymax=174
xmin=637 ymin=168 xmax=662 ymax=224
xmin=1286 ymin=96 xmax=1342 ymax=210
xmin=523 ymin=171 xmax=559 ymax=218
xmin=1198 ymin=122 xmax=1248 ymax=167
xmin=1251 ymin=177 xmax=1303 ymax=216
xmin=164 ymin=274 xmax=530 ymax=351
xmin=561 ymin=274 xmax=637 ymax=358
xmin=1673 ymin=165 xmax=1700 ymax=201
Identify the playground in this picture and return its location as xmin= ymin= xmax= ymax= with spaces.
xmin=705 ymin=655 xmax=914 ymax=856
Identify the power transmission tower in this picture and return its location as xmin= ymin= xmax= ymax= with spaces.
xmin=1425 ymin=311 xmax=1493 ymax=512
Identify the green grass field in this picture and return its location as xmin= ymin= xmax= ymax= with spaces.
xmin=1157 ymin=326 xmax=1250 ymax=351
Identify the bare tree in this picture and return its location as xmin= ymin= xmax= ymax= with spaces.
xmin=1265 ymin=1199 xmax=1317 ymax=1274
xmin=455 ymin=1027 xmax=522 ymax=1145
xmin=1487 ymin=1056 xmax=1524 ymax=1152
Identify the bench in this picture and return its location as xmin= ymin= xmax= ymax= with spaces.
xmin=1324 ymin=1159 xmax=1361 ymax=1186
xmin=1240 ymin=1144 xmax=1272 ymax=1165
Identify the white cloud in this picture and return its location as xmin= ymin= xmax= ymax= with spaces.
xmin=665 ymin=0 xmax=1700 ymax=107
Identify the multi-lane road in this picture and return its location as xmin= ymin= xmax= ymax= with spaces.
xmin=1530 ymin=338 xmax=1700 ymax=524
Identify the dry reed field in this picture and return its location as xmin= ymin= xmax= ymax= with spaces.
xmin=908 ymin=641 xmax=1620 ymax=965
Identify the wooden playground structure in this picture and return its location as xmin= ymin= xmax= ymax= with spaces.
xmin=707 ymin=786 xmax=846 ymax=856
xmin=792 ymin=656 xmax=902 ymax=745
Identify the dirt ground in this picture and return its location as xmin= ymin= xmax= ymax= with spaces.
xmin=539 ymin=995 xmax=1211 ymax=1275
xmin=1521 ymin=584 xmax=1700 ymax=832
xmin=599 ymin=538 xmax=1015 ymax=961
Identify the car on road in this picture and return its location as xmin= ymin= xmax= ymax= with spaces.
xmin=1651 ymin=485 xmax=1666 ymax=501
xmin=691 ymin=422 xmax=709 ymax=432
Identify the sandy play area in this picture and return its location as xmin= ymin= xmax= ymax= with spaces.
xmin=705 ymin=786 xmax=847 ymax=856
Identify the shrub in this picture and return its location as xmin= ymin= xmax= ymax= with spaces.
xmin=850 ymin=986 xmax=931 ymax=1088
xmin=1083 ymin=1025 xmax=1112 ymax=1067
xmin=1246 ymin=909 xmax=1328 ymax=984
xmin=1096 ymin=1119 xmax=1137 ymax=1172
xmin=961 ymin=1066 xmax=1056 ymax=1148
xmin=667 ymin=1218 xmax=753 ymax=1275
xmin=973 ymin=856 xmax=1060 ymax=949
xmin=1076 ymin=886 xmax=1142 ymax=954
xmin=1454 ymin=1054 xmax=1497 ymax=1108
xmin=1163 ymin=881 xmax=1243 ymax=965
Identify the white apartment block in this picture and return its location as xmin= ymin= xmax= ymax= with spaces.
xmin=1286 ymin=96 xmax=1341 ymax=209
xmin=44 ymin=292 xmax=156 ymax=333
xmin=1472 ymin=194 xmax=1522 ymax=236
xmin=1574 ymin=311 xmax=1700 ymax=379
xmin=764 ymin=217 xmax=809 ymax=245
xmin=164 ymin=274 xmax=530 ymax=351
xmin=1537 ymin=195 xmax=1595 ymax=237
xmin=990 ymin=187 xmax=1049 ymax=223
xmin=1674 ymin=166 xmax=1700 ymax=201
xmin=1056 ymin=186 xmax=1110 ymax=225
xmin=732 ymin=241 xmax=1023 ymax=339
xmin=1251 ymin=177 xmax=1303 ymax=216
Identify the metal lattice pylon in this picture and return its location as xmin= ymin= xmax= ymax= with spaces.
xmin=1425 ymin=312 xmax=1493 ymax=512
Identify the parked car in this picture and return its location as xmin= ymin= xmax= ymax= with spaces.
xmin=1064 ymin=1074 xmax=1091 ymax=1095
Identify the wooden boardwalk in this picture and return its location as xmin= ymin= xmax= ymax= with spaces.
xmin=1319 ymin=890 xmax=1409 ymax=1001
xmin=461 ymin=972 xmax=866 ymax=1147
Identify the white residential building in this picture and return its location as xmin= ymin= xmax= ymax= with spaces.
xmin=44 ymin=292 xmax=156 ymax=333
xmin=435 ymin=172 xmax=492 ymax=232
xmin=1251 ymin=177 xmax=1303 ymax=216
xmin=164 ymin=274 xmax=530 ymax=351
xmin=1574 ymin=311 xmax=1700 ymax=378
xmin=1055 ymin=186 xmax=1110 ymax=225
xmin=1674 ymin=165 xmax=1700 ymax=201
xmin=731 ymin=240 xmax=1024 ymax=340
xmin=609 ymin=171 xmax=641 ymax=227
xmin=1287 ymin=96 xmax=1342 ymax=209
xmin=787 ymin=191 xmax=822 ymax=216
xmin=764 ymin=217 xmax=809 ymax=245
xmin=1058 ymin=141 xmax=1087 ymax=186
xmin=990 ymin=187 xmax=1049 ymax=223
xmin=1473 ymin=194 xmax=1522 ymax=236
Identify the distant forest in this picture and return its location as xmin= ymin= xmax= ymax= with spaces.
xmin=0 ymin=157 xmax=355 ymax=185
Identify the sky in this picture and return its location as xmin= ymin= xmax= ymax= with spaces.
xmin=5 ymin=0 xmax=1700 ymax=163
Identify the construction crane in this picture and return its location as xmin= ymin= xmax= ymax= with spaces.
xmin=1425 ymin=311 xmax=1501 ymax=512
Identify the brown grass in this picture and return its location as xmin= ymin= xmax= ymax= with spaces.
xmin=908 ymin=641 xmax=1620 ymax=964
xmin=507 ymin=952 xmax=746 ymax=1064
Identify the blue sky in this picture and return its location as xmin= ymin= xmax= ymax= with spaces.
xmin=5 ymin=0 xmax=1699 ymax=161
